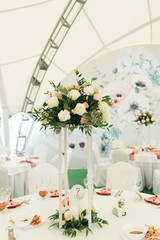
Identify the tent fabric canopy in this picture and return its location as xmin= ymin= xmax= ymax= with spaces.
xmin=0 ymin=0 xmax=160 ymax=115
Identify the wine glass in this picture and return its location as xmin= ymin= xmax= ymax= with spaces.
xmin=0 ymin=186 xmax=11 ymax=203
xmin=0 ymin=187 xmax=11 ymax=212
xmin=36 ymin=178 xmax=50 ymax=199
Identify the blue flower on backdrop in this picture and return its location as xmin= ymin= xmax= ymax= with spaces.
xmin=100 ymin=127 xmax=122 ymax=155
xmin=109 ymin=127 xmax=122 ymax=140
xmin=99 ymin=142 xmax=109 ymax=155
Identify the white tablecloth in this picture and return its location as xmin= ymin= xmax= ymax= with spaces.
xmin=5 ymin=157 xmax=39 ymax=198
xmin=0 ymin=190 xmax=159 ymax=240
xmin=134 ymin=152 xmax=160 ymax=190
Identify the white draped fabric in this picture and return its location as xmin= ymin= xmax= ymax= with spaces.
xmin=134 ymin=152 xmax=160 ymax=190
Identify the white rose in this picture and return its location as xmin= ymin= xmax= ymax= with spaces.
xmin=47 ymin=96 xmax=59 ymax=108
xmin=58 ymin=110 xmax=70 ymax=122
xmin=141 ymin=120 xmax=145 ymax=124
xmin=72 ymin=103 xmax=86 ymax=116
xmin=84 ymin=86 xmax=94 ymax=95
xmin=99 ymin=101 xmax=109 ymax=114
xmin=67 ymin=89 xmax=80 ymax=100
xmin=151 ymin=116 xmax=154 ymax=120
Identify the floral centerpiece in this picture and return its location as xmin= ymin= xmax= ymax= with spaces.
xmin=49 ymin=208 xmax=108 ymax=238
xmin=134 ymin=110 xmax=155 ymax=126
xmin=29 ymin=70 xmax=111 ymax=237
xmin=29 ymin=70 xmax=112 ymax=135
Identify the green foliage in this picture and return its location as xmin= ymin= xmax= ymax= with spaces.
xmin=49 ymin=209 xmax=108 ymax=238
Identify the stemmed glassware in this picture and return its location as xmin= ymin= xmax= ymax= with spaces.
xmin=0 ymin=186 xmax=11 ymax=212
xmin=36 ymin=178 xmax=51 ymax=199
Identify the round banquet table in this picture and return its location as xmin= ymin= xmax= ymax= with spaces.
xmin=0 ymin=190 xmax=159 ymax=240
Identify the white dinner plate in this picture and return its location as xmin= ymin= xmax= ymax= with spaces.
xmin=121 ymin=230 xmax=145 ymax=240
xmin=9 ymin=215 xmax=45 ymax=229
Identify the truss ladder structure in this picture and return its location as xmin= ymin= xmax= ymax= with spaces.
xmin=15 ymin=0 xmax=87 ymax=153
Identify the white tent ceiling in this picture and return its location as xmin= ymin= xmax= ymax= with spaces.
xmin=0 ymin=0 xmax=160 ymax=115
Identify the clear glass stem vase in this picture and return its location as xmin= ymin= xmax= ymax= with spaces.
xmin=148 ymin=124 xmax=151 ymax=146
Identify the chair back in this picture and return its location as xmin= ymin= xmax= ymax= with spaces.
xmin=28 ymin=163 xmax=58 ymax=194
xmin=111 ymin=149 xmax=129 ymax=163
xmin=0 ymin=166 xmax=8 ymax=188
xmin=33 ymin=144 xmax=48 ymax=163
xmin=106 ymin=162 xmax=138 ymax=191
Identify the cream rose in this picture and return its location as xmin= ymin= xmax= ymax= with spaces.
xmin=67 ymin=89 xmax=80 ymax=100
xmin=72 ymin=103 xmax=86 ymax=116
xmin=84 ymin=86 xmax=94 ymax=95
xmin=102 ymin=112 xmax=109 ymax=122
xmin=58 ymin=110 xmax=70 ymax=122
xmin=141 ymin=119 xmax=145 ymax=124
xmin=47 ymin=96 xmax=59 ymax=108
xmin=99 ymin=101 xmax=109 ymax=114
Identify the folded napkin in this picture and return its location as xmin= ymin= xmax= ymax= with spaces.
xmin=96 ymin=187 xmax=111 ymax=195
xmin=50 ymin=190 xmax=65 ymax=198
xmin=7 ymin=200 xmax=23 ymax=208
xmin=129 ymin=152 xmax=135 ymax=161
xmin=144 ymin=196 xmax=160 ymax=205
xmin=20 ymin=160 xmax=36 ymax=168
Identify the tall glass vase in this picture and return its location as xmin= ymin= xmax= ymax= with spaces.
xmin=147 ymin=124 xmax=151 ymax=146
xmin=139 ymin=124 xmax=143 ymax=147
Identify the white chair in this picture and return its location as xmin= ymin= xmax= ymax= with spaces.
xmin=0 ymin=145 xmax=8 ymax=155
xmin=0 ymin=166 xmax=8 ymax=188
xmin=153 ymin=169 xmax=160 ymax=195
xmin=111 ymin=149 xmax=130 ymax=163
xmin=92 ymin=142 xmax=112 ymax=187
xmin=106 ymin=162 xmax=142 ymax=191
xmin=28 ymin=163 xmax=58 ymax=194
xmin=33 ymin=144 xmax=48 ymax=163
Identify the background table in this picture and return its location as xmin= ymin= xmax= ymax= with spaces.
xmin=0 ymin=190 xmax=159 ymax=240
xmin=5 ymin=156 xmax=39 ymax=198
xmin=134 ymin=152 xmax=160 ymax=190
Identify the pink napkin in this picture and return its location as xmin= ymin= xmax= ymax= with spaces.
xmin=7 ymin=201 xmax=23 ymax=208
xmin=26 ymin=160 xmax=36 ymax=168
xmin=96 ymin=187 xmax=111 ymax=195
xmin=50 ymin=190 xmax=65 ymax=198
xmin=129 ymin=152 xmax=135 ymax=161
xmin=20 ymin=160 xmax=36 ymax=168
xmin=144 ymin=196 xmax=160 ymax=205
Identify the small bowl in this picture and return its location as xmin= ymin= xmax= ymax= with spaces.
xmin=12 ymin=212 xmax=34 ymax=227
xmin=122 ymin=222 xmax=148 ymax=240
